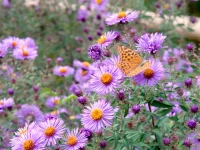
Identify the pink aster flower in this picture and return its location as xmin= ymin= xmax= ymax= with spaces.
xmin=38 ymin=118 xmax=66 ymax=146
xmin=196 ymin=76 xmax=200 ymax=87
xmin=53 ymin=66 xmax=74 ymax=77
xmin=18 ymin=37 xmax=38 ymax=50
xmin=11 ymin=129 xmax=45 ymax=150
xmin=2 ymin=36 xmax=20 ymax=49
xmin=133 ymin=59 xmax=165 ymax=86
xmin=74 ymin=68 xmax=92 ymax=83
xmin=13 ymin=46 xmax=37 ymax=60
xmin=90 ymin=0 xmax=109 ymax=12
xmin=0 ymin=43 xmax=9 ymax=58
xmin=73 ymin=60 xmax=92 ymax=70
xmin=96 ymin=31 xmax=118 ymax=49
xmin=81 ymin=100 xmax=114 ymax=132
xmin=45 ymin=96 xmax=61 ymax=109
xmin=89 ymin=64 xmax=124 ymax=95
xmin=61 ymin=128 xmax=88 ymax=150
xmin=14 ymin=122 xmax=37 ymax=137
xmin=105 ymin=11 xmax=139 ymax=25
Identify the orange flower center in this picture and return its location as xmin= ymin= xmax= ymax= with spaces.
xmin=95 ymin=0 xmax=102 ymax=5
xmin=59 ymin=67 xmax=67 ymax=73
xmin=12 ymin=41 xmax=17 ymax=47
xmin=101 ymin=73 xmax=113 ymax=85
xmin=45 ymin=126 xmax=56 ymax=137
xmin=22 ymin=47 xmax=29 ymax=56
xmin=83 ymin=62 xmax=90 ymax=67
xmin=23 ymin=140 xmax=34 ymax=150
xmin=97 ymin=36 xmax=106 ymax=44
xmin=81 ymin=70 xmax=88 ymax=76
xmin=91 ymin=108 xmax=103 ymax=120
xmin=117 ymin=11 xmax=127 ymax=18
xmin=67 ymin=135 xmax=77 ymax=146
xmin=143 ymin=68 xmax=154 ymax=79
xmin=53 ymin=99 xmax=59 ymax=105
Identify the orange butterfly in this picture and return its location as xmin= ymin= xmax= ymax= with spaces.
xmin=116 ymin=46 xmax=151 ymax=77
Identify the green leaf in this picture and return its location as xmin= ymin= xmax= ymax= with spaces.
xmin=179 ymin=104 xmax=188 ymax=112
xmin=151 ymin=100 xmax=173 ymax=108
xmin=124 ymin=103 xmax=129 ymax=117
xmin=157 ymin=107 xmax=173 ymax=117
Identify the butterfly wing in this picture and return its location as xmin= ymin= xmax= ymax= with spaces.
xmin=126 ymin=61 xmax=151 ymax=77
xmin=116 ymin=61 xmax=137 ymax=76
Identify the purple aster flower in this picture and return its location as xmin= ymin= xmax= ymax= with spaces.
xmin=74 ymin=68 xmax=91 ymax=83
xmin=90 ymin=0 xmax=108 ymax=12
xmin=196 ymin=76 xmax=200 ymax=87
xmin=38 ymin=118 xmax=66 ymax=146
xmin=89 ymin=64 xmax=123 ymax=95
xmin=133 ymin=59 xmax=165 ymax=86
xmin=53 ymin=66 xmax=74 ymax=77
xmin=0 ymin=43 xmax=9 ymax=58
xmin=81 ymin=100 xmax=114 ymax=132
xmin=97 ymin=31 xmax=117 ymax=49
xmin=187 ymin=119 xmax=197 ymax=129
xmin=4 ymin=97 xmax=14 ymax=110
xmin=13 ymin=46 xmax=37 ymax=60
xmin=15 ymin=104 xmax=44 ymax=126
xmin=23 ymin=37 xmax=38 ymax=49
xmin=14 ymin=122 xmax=37 ymax=137
xmin=105 ymin=11 xmax=139 ymax=25
xmin=77 ymin=8 xmax=88 ymax=22
xmin=11 ymin=129 xmax=45 ymax=150
xmin=80 ymin=128 xmax=93 ymax=139
xmin=187 ymin=131 xmax=200 ymax=150
xmin=88 ymin=44 xmax=103 ymax=60
xmin=2 ymin=36 xmax=20 ymax=49
xmin=167 ymin=101 xmax=182 ymax=116
xmin=2 ymin=0 xmax=11 ymax=8
xmin=73 ymin=60 xmax=92 ymax=70
xmin=136 ymin=33 xmax=166 ymax=54
xmin=61 ymin=128 xmax=88 ymax=150
xmin=45 ymin=96 xmax=61 ymax=109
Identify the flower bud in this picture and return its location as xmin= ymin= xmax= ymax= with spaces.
xmin=187 ymin=119 xmax=196 ymax=129
xmin=99 ymin=140 xmax=107 ymax=149
xmin=163 ymin=137 xmax=170 ymax=145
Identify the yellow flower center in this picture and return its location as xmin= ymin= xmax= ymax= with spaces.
xmin=81 ymin=70 xmax=88 ymax=76
xmin=51 ymin=110 xmax=57 ymax=115
xmin=59 ymin=67 xmax=67 ymax=73
xmin=164 ymin=4 xmax=170 ymax=10
xmin=12 ymin=41 xmax=17 ymax=47
xmin=117 ymin=11 xmax=127 ymax=18
xmin=45 ymin=126 xmax=56 ymax=137
xmin=83 ymin=61 xmax=90 ymax=67
xmin=101 ymin=73 xmax=113 ymax=85
xmin=23 ymin=140 xmax=34 ymax=150
xmin=20 ymin=129 xmax=27 ymax=135
xmin=53 ymin=99 xmax=59 ymax=105
xmin=143 ymin=68 xmax=154 ymax=79
xmin=67 ymin=135 xmax=77 ymax=146
xmin=69 ymin=116 xmax=75 ymax=120
xmin=91 ymin=108 xmax=103 ymax=120
xmin=97 ymin=35 xmax=106 ymax=44
xmin=95 ymin=0 xmax=102 ymax=5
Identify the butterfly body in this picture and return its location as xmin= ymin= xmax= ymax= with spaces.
xmin=116 ymin=46 xmax=151 ymax=77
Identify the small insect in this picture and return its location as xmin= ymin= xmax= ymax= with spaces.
xmin=116 ymin=45 xmax=151 ymax=77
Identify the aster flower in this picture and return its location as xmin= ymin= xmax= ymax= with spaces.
xmin=90 ymin=0 xmax=108 ymax=12
xmin=105 ymin=11 xmax=139 ymax=25
xmin=38 ymin=118 xmax=66 ymax=146
xmin=4 ymin=97 xmax=14 ymax=110
xmin=167 ymin=101 xmax=182 ymax=116
xmin=133 ymin=59 xmax=164 ymax=86
xmin=53 ymin=66 xmax=74 ymax=77
xmin=74 ymin=68 xmax=92 ymax=83
xmin=11 ymin=130 xmax=45 ymax=150
xmin=89 ymin=64 xmax=123 ymax=95
xmin=61 ymin=128 xmax=88 ymax=150
xmin=13 ymin=46 xmax=37 ymax=60
xmin=196 ymin=76 xmax=200 ymax=87
xmin=77 ymin=8 xmax=88 ymax=22
xmin=18 ymin=37 xmax=38 ymax=50
xmin=2 ymin=36 xmax=20 ymax=49
xmin=81 ymin=100 xmax=114 ymax=132
xmin=15 ymin=104 xmax=44 ymax=125
xmin=45 ymin=96 xmax=61 ymax=109
xmin=136 ymin=33 xmax=166 ymax=54
xmin=73 ymin=60 xmax=92 ymax=70
xmin=96 ymin=31 xmax=117 ymax=49
xmin=15 ymin=122 xmax=37 ymax=137
xmin=187 ymin=131 xmax=200 ymax=150
xmin=88 ymin=44 xmax=103 ymax=60
xmin=0 ymin=43 xmax=9 ymax=58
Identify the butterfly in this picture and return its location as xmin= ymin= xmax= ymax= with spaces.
xmin=116 ymin=46 xmax=151 ymax=77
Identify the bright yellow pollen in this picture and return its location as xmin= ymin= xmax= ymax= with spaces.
xmin=20 ymin=129 xmax=27 ymax=135
xmin=97 ymin=36 xmax=106 ymax=44
xmin=91 ymin=108 xmax=103 ymax=120
xmin=45 ymin=126 xmax=56 ymax=137
xmin=59 ymin=67 xmax=67 ymax=73
xmin=117 ymin=11 xmax=127 ymax=18
xmin=81 ymin=70 xmax=88 ymax=76
xmin=69 ymin=116 xmax=75 ymax=120
xmin=23 ymin=140 xmax=34 ymax=150
xmin=101 ymin=73 xmax=113 ymax=85
xmin=53 ymin=99 xmax=59 ymax=105
xmin=143 ymin=68 xmax=154 ymax=79
xmin=51 ymin=110 xmax=57 ymax=115
xmin=12 ymin=41 xmax=17 ymax=47
xmin=95 ymin=0 xmax=102 ymax=5
xmin=67 ymin=135 xmax=77 ymax=146
xmin=83 ymin=62 xmax=90 ymax=67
